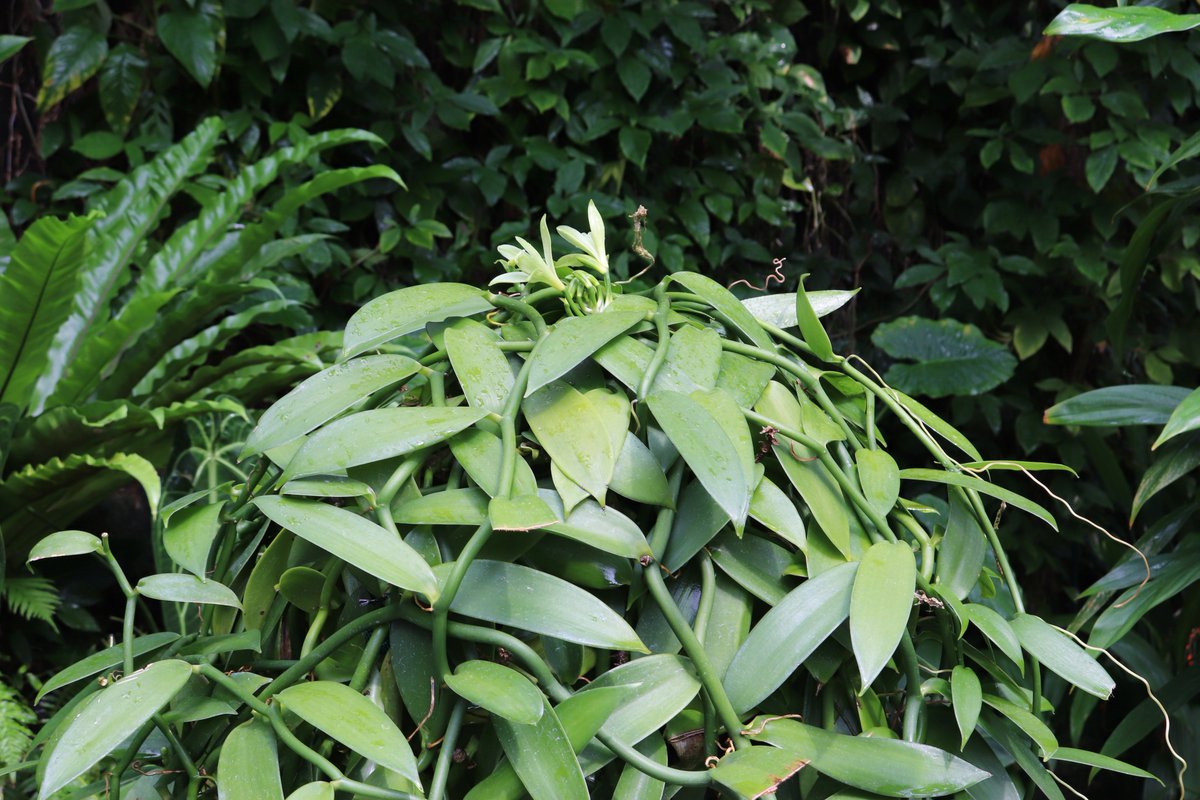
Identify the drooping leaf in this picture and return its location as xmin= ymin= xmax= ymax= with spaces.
xmin=1131 ymin=433 xmax=1200 ymax=520
xmin=748 ymin=475 xmax=806 ymax=550
xmin=794 ymin=275 xmax=835 ymax=361
xmin=935 ymin=494 xmax=988 ymax=601
xmin=38 ymin=660 xmax=192 ymax=799
xmin=741 ymin=289 xmax=859 ymax=328
xmin=35 ymin=633 xmax=179 ymax=703
xmin=26 ymin=530 xmax=102 ymax=563
xmin=445 ymin=660 xmax=544 ymax=724
xmin=218 ymin=720 xmax=284 ymax=800
xmin=342 ymin=284 xmax=492 ymax=359
xmin=725 ymin=562 xmax=857 ymax=713
xmin=276 ymin=681 xmax=421 ymax=787
xmin=281 ymin=406 xmax=486 ymax=479
xmin=163 ymin=502 xmax=224 ymax=578
xmin=525 ymin=310 xmax=644 ymax=396
xmin=243 ymin=355 xmax=421 ymax=456
xmin=1043 ymin=385 xmax=1191 ymax=427
xmin=648 ymin=390 xmax=752 ymax=533
xmin=136 ymin=574 xmax=241 ymax=608
xmin=856 ymin=449 xmax=900 ymax=518
xmin=981 ymin=694 xmax=1058 ymax=758
xmin=494 ymin=697 xmax=588 ymax=800
xmin=965 ymin=604 xmax=1025 ymax=670
xmin=1045 ymin=4 xmax=1200 ymax=42
xmin=898 ymin=469 xmax=1057 ymax=530
xmin=850 ymin=541 xmax=916 ymax=689
xmin=157 ymin=1 xmax=224 ymax=87
xmin=98 ymin=44 xmax=146 ymax=133
xmin=444 ymin=319 xmax=515 ymax=415
xmin=609 ymin=432 xmax=672 ymax=507
xmin=1089 ymin=553 xmax=1200 ymax=649
xmin=539 ymin=489 xmax=651 ymax=558
xmin=1049 ymin=747 xmax=1161 ymax=783
xmin=745 ymin=717 xmax=989 ymax=797
xmin=435 ymin=559 xmax=647 ymax=651
xmin=1009 ymin=614 xmax=1113 ymax=699
xmin=253 ymin=497 xmax=439 ymax=598
xmin=951 ymin=665 xmax=982 ymax=749
xmin=525 ymin=381 xmax=619 ymax=503
xmin=35 ymin=27 xmax=107 ymax=111
xmin=711 ymin=746 xmax=810 ymax=799
xmin=871 ymin=316 xmax=1016 ymax=398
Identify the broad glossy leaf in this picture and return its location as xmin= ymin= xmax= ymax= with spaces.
xmin=35 ymin=27 xmax=107 ymax=111
xmin=725 ymin=562 xmax=857 ymax=713
xmin=490 ymin=494 xmax=559 ymax=531
xmin=1090 ymin=552 xmax=1200 ymax=648
xmin=137 ymin=574 xmax=240 ymax=608
xmin=393 ymin=488 xmax=489 ymax=526
xmin=850 ymin=541 xmax=916 ymax=688
xmin=450 ymin=428 xmax=539 ymax=497
xmin=577 ymin=655 xmax=701 ymax=773
xmin=1043 ymin=385 xmax=1191 ymax=427
xmin=525 ymin=310 xmax=644 ymax=395
xmin=436 ymin=559 xmax=647 ymax=651
xmin=551 ymin=461 xmax=591 ymax=516
xmin=444 ymin=319 xmax=514 ymax=415
xmin=670 ymin=272 xmax=775 ymax=350
xmin=254 ymin=497 xmax=439 ymax=599
xmin=1131 ymin=432 xmax=1200 ymax=521
xmin=1051 ymin=747 xmax=1161 ymax=783
xmin=661 ymin=324 xmax=722 ymax=391
xmin=692 ymin=388 xmax=757 ymax=494
xmin=343 ymin=284 xmax=492 ymax=359
xmin=163 ymin=696 xmax=236 ymax=724
xmin=163 ymin=501 xmax=223 ymax=577
xmin=663 ymin=479 xmax=728 ymax=570
xmin=1010 ymin=614 xmax=1113 ymax=699
xmin=279 ymin=567 xmax=324 ymax=614
xmin=36 ymin=632 xmax=179 ymax=703
xmin=898 ymin=469 xmax=1057 ymax=530
xmin=157 ymin=2 xmax=223 ymax=86
xmin=746 ymin=717 xmax=988 ymax=797
xmin=277 ymin=681 xmax=420 ymax=786
xmin=242 ymin=532 xmax=292 ymax=632
xmin=525 ymin=381 xmax=620 ymax=502
xmin=243 ymin=355 xmax=421 ymax=456
xmin=871 ymin=317 xmax=1015 ymax=398
xmin=539 ymin=489 xmax=650 ymax=558
xmin=709 ymin=530 xmax=792 ymax=605
xmin=951 ymin=665 xmax=982 ymax=749
xmin=981 ymin=694 xmax=1057 ymax=758
xmin=648 ymin=390 xmax=752 ymax=532
xmin=0 ymin=215 xmax=91 ymax=410
xmin=0 ymin=35 xmax=31 ymax=66
xmin=282 ymin=406 xmax=486 ymax=480
xmin=1045 ymin=4 xmax=1200 ymax=41
xmin=741 ymin=289 xmax=859 ymax=328
xmin=98 ymin=44 xmax=145 ymax=133
xmin=218 ymin=720 xmax=283 ymax=800
xmin=495 ymin=697 xmax=588 ymax=800
xmin=609 ymin=432 xmax=672 ymax=507
xmin=795 ymin=275 xmax=835 ymax=361
xmin=856 ymin=449 xmax=900 ymax=518
xmin=39 ymin=660 xmax=192 ymax=799
xmin=445 ymin=660 xmax=544 ymax=724
xmin=27 ymin=530 xmax=102 ymax=563
xmin=712 ymin=746 xmax=810 ymax=799
xmin=965 ymin=604 xmax=1024 ymax=670
xmin=936 ymin=494 xmax=988 ymax=601
xmin=716 ymin=350 xmax=776 ymax=408
xmin=748 ymin=475 xmax=805 ymax=549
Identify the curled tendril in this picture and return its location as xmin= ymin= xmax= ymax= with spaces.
xmin=729 ymin=257 xmax=788 ymax=292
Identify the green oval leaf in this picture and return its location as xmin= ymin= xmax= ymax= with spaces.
xmin=850 ymin=541 xmax=916 ymax=689
xmin=450 ymin=428 xmax=540 ymax=498
xmin=1009 ymin=613 xmax=1114 ymax=699
xmin=282 ymin=405 xmax=487 ymax=480
xmin=218 ymin=720 xmax=284 ymax=800
xmin=445 ymin=660 xmax=545 ymax=724
xmin=525 ymin=310 xmax=644 ymax=396
xmin=539 ymin=489 xmax=650 ymax=558
xmin=39 ymin=660 xmax=193 ymax=799
xmin=748 ymin=475 xmax=806 ymax=549
xmin=856 ymin=449 xmax=900 ymax=518
xmin=278 ymin=566 xmax=325 ymax=614
xmin=163 ymin=501 xmax=223 ymax=577
xmin=1043 ymin=385 xmax=1191 ymax=427
xmin=276 ymin=681 xmax=421 ymax=786
xmin=898 ymin=468 xmax=1058 ymax=530
xmin=741 ymin=289 xmax=860 ymax=328
xmin=444 ymin=319 xmax=515 ymax=415
xmin=342 ymin=284 xmax=492 ymax=359
xmin=964 ymin=604 xmax=1024 ymax=671
xmin=286 ymin=783 xmax=334 ymax=800
xmin=36 ymin=27 xmax=107 ymax=112
xmin=648 ymin=390 xmax=752 ymax=533
xmin=795 ymin=275 xmax=835 ymax=361
xmin=1153 ymin=386 xmax=1200 ymax=449
xmin=725 ymin=561 xmax=857 ymax=713
xmin=136 ymin=573 xmax=241 ymax=608
xmin=871 ymin=316 xmax=1016 ymax=398
xmin=524 ymin=381 xmax=618 ymax=503
xmin=254 ymin=496 xmax=439 ymax=599
xmin=436 ymin=559 xmax=646 ymax=652
xmin=281 ymin=476 xmax=375 ymax=500
xmin=745 ymin=716 xmax=989 ymax=798
xmin=495 ymin=696 xmax=588 ymax=800
xmin=1045 ymin=4 xmax=1200 ymax=42
xmin=243 ymin=355 xmax=421 ymax=456
xmin=27 ymin=530 xmax=102 ymax=563
xmin=951 ymin=665 xmax=982 ymax=749
xmin=36 ymin=632 xmax=179 ymax=704
xmin=712 ymin=746 xmax=810 ymax=799
xmin=609 ymin=431 xmax=672 ymax=507
xmin=669 ymin=272 xmax=775 ymax=350
xmin=393 ymin=487 xmax=489 ymax=526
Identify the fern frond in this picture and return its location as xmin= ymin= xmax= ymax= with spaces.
xmin=0 ymin=678 xmax=36 ymax=769
xmin=3 ymin=577 xmax=60 ymax=628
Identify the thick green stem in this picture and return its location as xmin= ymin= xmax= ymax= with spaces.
xmin=350 ymin=625 xmax=389 ymax=692
xmin=898 ymin=631 xmax=925 ymax=742
xmin=693 ymin=554 xmax=716 ymax=643
xmin=426 ymin=699 xmax=466 ymax=800
xmin=638 ymin=283 xmax=671 ymax=399
xmin=153 ymin=713 xmax=200 ymax=798
xmin=489 ymin=293 xmax=547 ymax=337
xmin=99 ymin=536 xmax=136 ymax=673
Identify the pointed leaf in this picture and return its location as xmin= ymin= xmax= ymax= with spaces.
xmin=539 ymin=489 xmax=650 ymax=558
xmin=39 ymin=660 xmax=192 ymax=799
xmin=243 ymin=355 xmax=421 ymax=456
xmin=163 ymin=501 xmax=224 ymax=577
xmin=157 ymin=2 xmax=223 ymax=87
xmin=277 ymin=681 xmax=421 ymax=787
xmin=748 ymin=475 xmax=805 ymax=549
xmin=951 ymin=665 xmax=982 ymax=749
xmin=1049 ymin=747 xmax=1161 ymax=783
xmin=35 ymin=632 xmax=179 ymax=703
xmin=444 ymin=319 xmax=515 ymax=415
xmin=648 ymin=390 xmax=752 ymax=532
xmin=436 ymin=559 xmax=646 ymax=651
xmin=670 ymin=272 xmax=775 ymax=350
xmin=136 ymin=574 xmax=241 ymax=608
xmin=445 ymin=660 xmax=544 ymax=724
xmin=35 ymin=27 xmax=107 ymax=111
xmin=965 ymin=604 xmax=1024 ymax=670
xmin=282 ymin=406 xmax=486 ymax=479
xmin=741 ymin=289 xmax=859 ymax=328
xmin=856 ymin=449 xmax=900 ymax=518
xmin=609 ymin=432 xmax=672 ymax=507
xmin=725 ymin=562 xmax=857 ymax=713
xmin=495 ymin=697 xmax=588 ymax=800
xmin=342 ymin=284 xmax=492 ymax=359
xmin=27 ymin=530 xmax=102 ymax=563
xmin=281 ymin=476 xmax=375 ymax=500
xmin=898 ymin=468 xmax=1057 ymax=530
xmin=850 ymin=541 xmax=916 ymax=688
xmin=525 ymin=311 xmax=644 ymax=395
xmin=1045 ymin=4 xmax=1200 ymax=42
xmin=218 ymin=720 xmax=284 ymax=800
xmin=1043 ymin=384 xmax=1191 ymax=427
xmin=450 ymin=428 xmax=539 ymax=497
xmin=712 ymin=746 xmax=809 ymax=799
xmin=795 ymin=275 xmax=835 ymax=361
xmin=254 ymin=496 xmax=439 ymax=599
xmin=709 ymin=529 xmax=792 ymax=606
xmin=393 ymin=488 xmax=489 ymax=527
xmin=490 ymin=494 xmax=559 ymax=531
xmin=525 ymin=381 xmax=617 ymax=502
xmin=981 ymin=694 xmax=1058 ymax=758
xmin=1009 ymin=613 xmax=1114 ymax=699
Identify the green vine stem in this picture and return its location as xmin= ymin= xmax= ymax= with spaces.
xmin=489 ymin=293 xmax=547 ymax=337
xmin=99 ymin=533 xmax=136 ymax=673
xmin=638 ymin=283 xmax=672 ymax=400
xmin=426 ymin=699 xmax=466 ymax=800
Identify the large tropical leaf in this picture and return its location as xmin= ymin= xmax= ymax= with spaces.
xmin=871 ymin=316 xmax=1016 ymax=398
